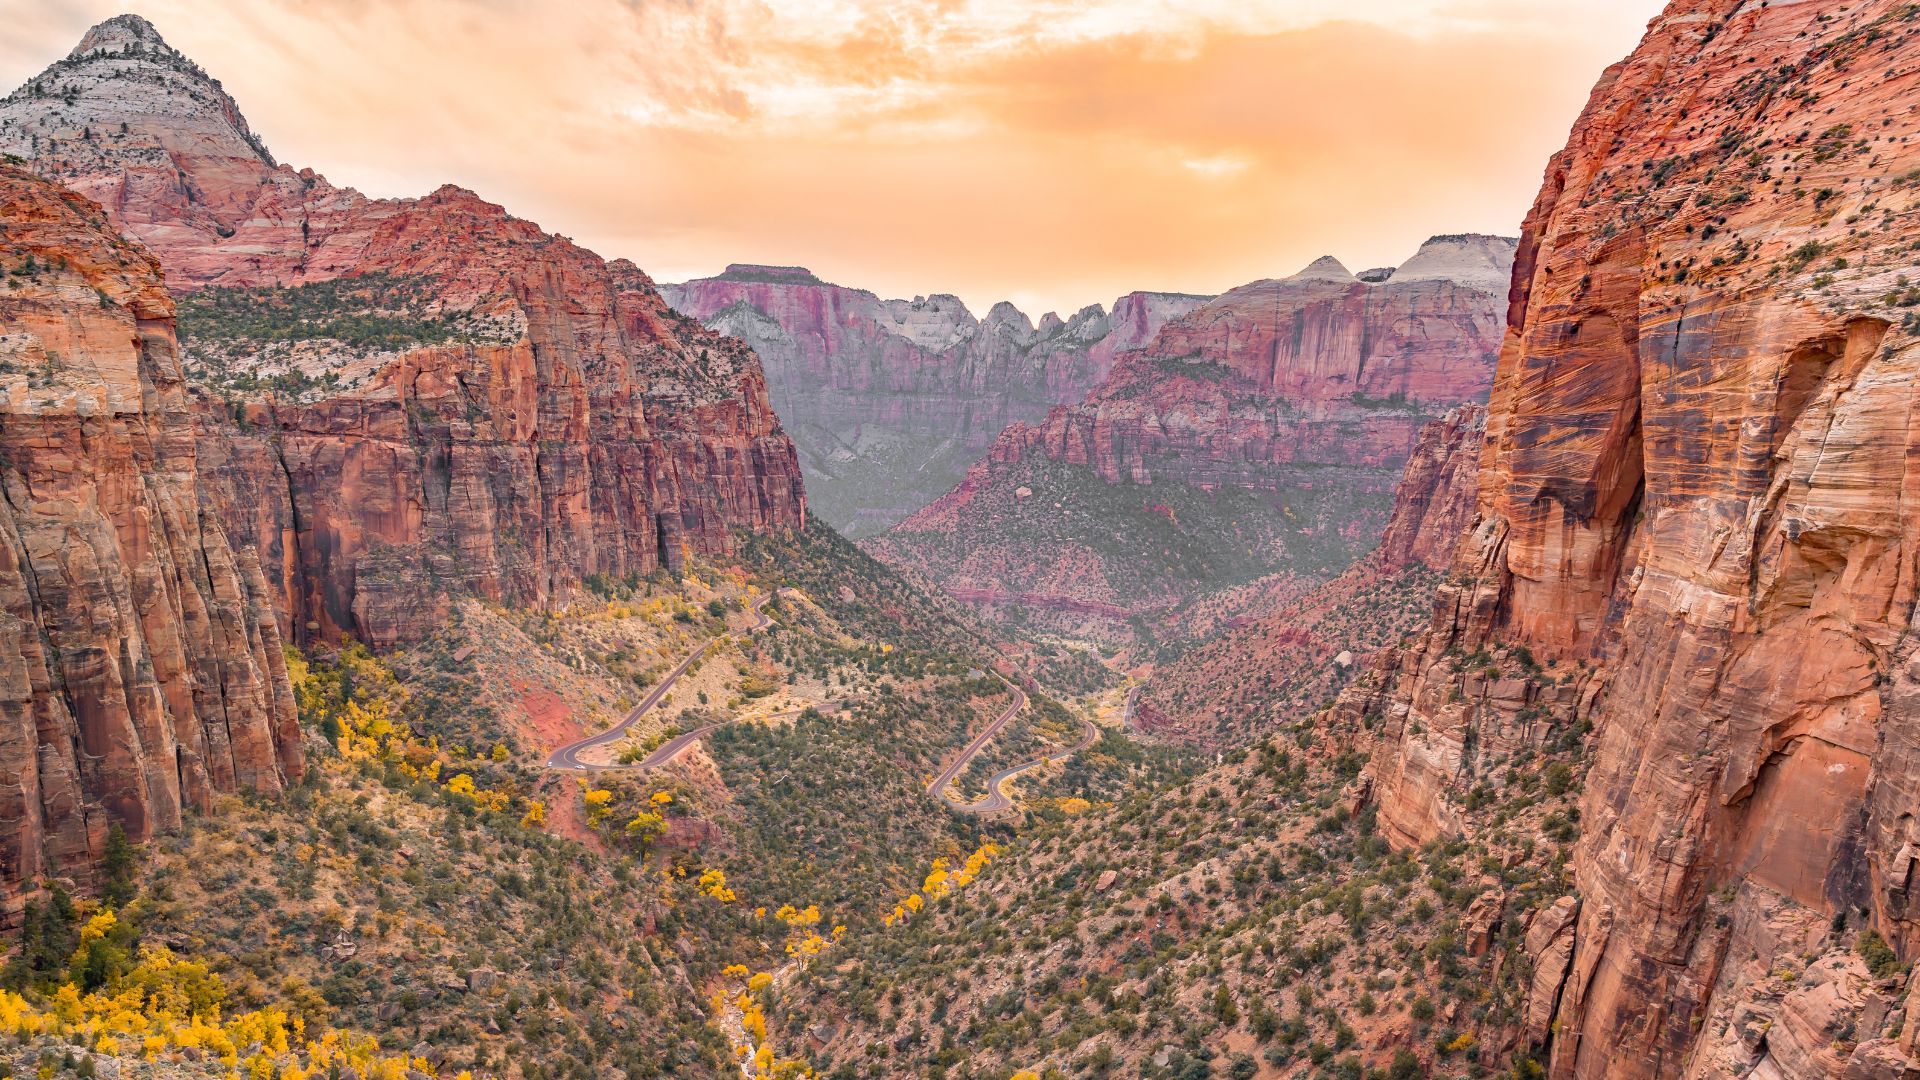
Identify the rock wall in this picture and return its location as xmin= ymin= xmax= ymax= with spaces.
xmin=661 ymin=265 xmax=1207 ymax=536
xmin=0 ymin=165 xmax=302 ymax=923
xmin=1 ymin=16 xmax=806 ymax=647
xmin=1377 ymin=404 xmax=1487 ymax=573
xmin=944 ymin=238 xmax=1507 ymax=497
xmin=1349 ymin=3 xmax=1920 ymax=1076
xmin=871 ymin=240 xmax=1510 ymax=631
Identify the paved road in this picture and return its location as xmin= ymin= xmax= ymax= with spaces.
xmin=929 ymin=674 xmax=1102 ymax=814
xmin=926 ymin=674 xmax=1027 ymax=812
xmin=545 ymin=593 xmax=774 ymax=772
xmin=1122 ymin=683 xmax=1143 ymax=732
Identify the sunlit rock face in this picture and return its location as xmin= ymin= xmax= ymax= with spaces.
xmin=867 ymin=238 xmax=1510 ymax=633
xmin=1347 ymin=2 xmax=1920 ymax=1076
xmin=0 ymin=164 xmax=303 ymax=926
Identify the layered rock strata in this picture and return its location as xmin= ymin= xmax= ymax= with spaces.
xmin=0 ymin=15 xmax=806 ymax=647
xmin=1134 ymin=406 xmax=1485 ymax=746
xmin=1345 ymin=3 xmax=1920 ymax=1076
xmin=872 ymin=238 xmax=1512 ymax=630
xmin=662 ymin=265 xmax=1207 ymax=535
xmin=0 ymin=164 xmax=302 ymax=922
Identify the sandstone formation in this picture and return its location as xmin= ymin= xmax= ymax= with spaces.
xmin=1134 ymin=406 xmax=1486 ymax=747
xmin=1377 ymin=403 xmax=1487 ymax=573
xmin=0 ymin=164 xmax=302 ymax=924
xmin=0 ymin=15 xmax=806 ymax=647
xmin=1343 ymin=3 xmax=1920 ymax=1076
xmin=980 ymin=238 xmax=1508 ymax=494
xmin=872 ymin=239 xmax=1510 ymax=636
xmin=661 ymin=265 xmax=1207 ymax=536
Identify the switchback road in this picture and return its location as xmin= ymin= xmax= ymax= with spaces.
xmin=928 ymin=674 xmax=1102 ymax=814
xmin=545 ymin=592 xmax=774 ymax=772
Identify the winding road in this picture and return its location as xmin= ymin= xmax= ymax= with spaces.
xmin=545 ymin=592 xmax=775 ymax=772
xmin=927 ymin=673 xmax=1102 ymax=814
xmin=545 ymin=586 xmax=1114 ymax=812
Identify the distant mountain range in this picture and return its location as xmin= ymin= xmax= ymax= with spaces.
xmin=662 ymin=265 xmax=1209 ymax=536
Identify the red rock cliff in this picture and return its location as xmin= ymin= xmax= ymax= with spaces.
xmin=869 ymin=240 xmax=1509 ymax=629
xmin=1 ymin=16 xmax=806 ymax=647
xmin=952 ymin=238 xmax=1508 ymax=496
xmin=0 ymin=165 xmax=302 ymax=923
xmin=1136 ymin=405 xmax=1486 ymax=747
xmin=1350 ymin=3 xmax=1920 ymax=1076
xmin=661 ymin=265 xmax=1207 ymax=536
xmin=1377 ymin=404 xmax=1487 ymax=573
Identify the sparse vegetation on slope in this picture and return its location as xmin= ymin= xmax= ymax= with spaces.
xmin=781 ymin=658 xmax=1593 ymax=1080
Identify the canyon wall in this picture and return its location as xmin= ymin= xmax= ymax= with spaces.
xmin=0 ymin=164 xmax=302 ymax=923
xmin=1 ymin=16 xmax=805 ymax=648
xmin=1346 ymin=2 xmax=1920 ymax=1076
xmin=1376 ymin=403 xmax=1488 ymax=573
xmin=978 ymin=238 xmax=1509 ymax=494
xmin=870 ymin=238 xmax=1510 ymax=636
xmin=661 ymin=265 xmax=1207 ymax=536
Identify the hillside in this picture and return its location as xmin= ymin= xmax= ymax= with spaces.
xmin=18 ymin=3 xmax=1920 ymax=1080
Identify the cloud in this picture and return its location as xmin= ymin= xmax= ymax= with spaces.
xmin=0 ymin=0 xmax=1665 ymax=313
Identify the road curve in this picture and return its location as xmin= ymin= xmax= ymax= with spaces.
xmin=959 ymin=714 xmax=1101 ymax=813
xmin=545 ymin=592 xmax=774 ymax=772
xmin=926 ymin=674 xmax=1027 ymax=812
xmin=1122 ymin=683 xmax=1144 ymax=733
xmin=929 ymin=674 xmax=1103 ymax=814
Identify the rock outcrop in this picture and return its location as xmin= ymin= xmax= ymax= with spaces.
xmin=0 ymin=16 xmax=806 ymax=647
xmin=981 ymin=241 xmax=1507 ymax=494
xmin=1377 ymin=404 xmax=1488 ymax=572
xmin=0 ymin=164 xmax=302 ymax=923
xmin=871 ymin=239 xmax=1511 ymax=636
xmin=661 ymin=265 xmax=1207 ymax=536
xmin=1346 ymin=3 xmax=1920 ymax=1076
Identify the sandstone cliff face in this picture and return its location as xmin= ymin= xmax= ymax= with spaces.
xmin=1 ymin=16 xmax=806 ymax=647
xmin=0 ymin=165 xmax=302 ymax=922
xmin=660 ymin=265 xmax=1207 ymax=536
xmin=975 ymin=241 xmax=1507 ymax=494
xmin=871 ymin=240 xmax=1509 ymax=635
xmin=1377 ymin=404 xmax=1487 ymax=573
xmin=1348 ymin=3 xmax=1920 ymax=1076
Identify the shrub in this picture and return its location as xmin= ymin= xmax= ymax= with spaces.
xmin=1858 ymin=930 xmax=1905 ymax=979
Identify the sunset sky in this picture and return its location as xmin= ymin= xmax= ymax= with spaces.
xmin=3 ymin=0 xmax=1665 ymax=316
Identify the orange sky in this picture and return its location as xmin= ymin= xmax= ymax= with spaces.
xmin=2 ymin=0 xmax=1666 ymax=315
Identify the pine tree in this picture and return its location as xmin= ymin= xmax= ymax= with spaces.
xmin=100 ymin=823 xmax=136 ymax=907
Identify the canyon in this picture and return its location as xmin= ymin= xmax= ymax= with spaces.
xmin=5 ymin=3 xmax=1920 ymax=1080
xmin=780 ymin=4 xmax=1920 ymax=1079
xmin=0 ymin=12 xmax=804 ymax=932
xmin=868 ymin=235 xmax=1513 ymax=642
xmin=1132 ymin=403 xmax=1485 ymax=747
xmin=661 ymin=265 xmax=1207 ymax=536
